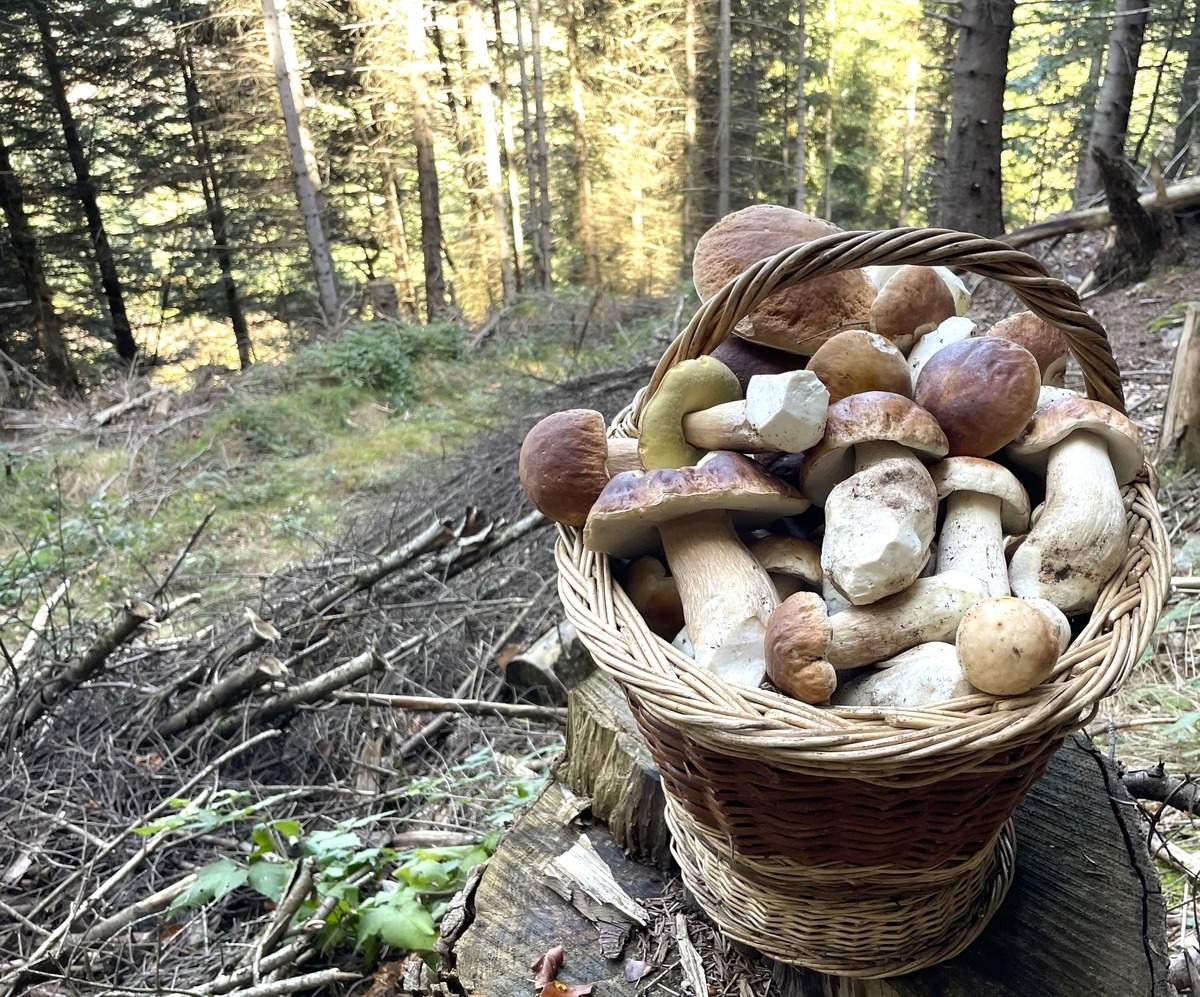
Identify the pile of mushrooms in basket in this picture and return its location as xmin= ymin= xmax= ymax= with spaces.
xmin=519 ymin=205 xmax=1144 ymax=711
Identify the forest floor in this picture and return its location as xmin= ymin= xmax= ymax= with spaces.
xmin=2 ymin=241 xmax=1200 ymax=993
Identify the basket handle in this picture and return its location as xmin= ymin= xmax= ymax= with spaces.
xmin=633 ymin=228 xmax=1125 ymax=420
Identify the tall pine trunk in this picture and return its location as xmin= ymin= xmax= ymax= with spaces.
xmin=822 ymin=0 xmax=835 ymax=220
xmin=1073 ymin=43 xmax=1106 ymax=204
xmin=793 ymin=0 xmax=807 ymax=210
xmin=938 ymin=0 xmax=1016 ymax=237
xmin=0 ymin=130 xmax=79 ymax=395
xmin=1170 ymin=0 xmax=1200 ymax=178
xmin=566 ymin=1 xmax=599 ymax=287
xmin=176 ymin=31 xmax=253 ymax=369
xmin=381 ymin=164 xmax=419 ymax=318
xmin=716 ymin=0 xmax=731 ymax=218
xmin=529 ymin=0 xmax=553 ymax=288
xmin=898 ymin=57 xmax=917 ymax=225
xmin=1079 ymin=0 xmax=1149 ymax=199
xmin=261 ymin=0 xmax=341 ymax=328
xmin=405 ymin=0 xmax=450 ymax=318
xmin=490 ymin=0 xmax=525 ymax=288
xmin=682 ymin=0 xmax=699 ymax=262
xmin=514 ymin=0 xmax=545 ymax=287
xmin=31 ymin=2 xmax=137 ymax=364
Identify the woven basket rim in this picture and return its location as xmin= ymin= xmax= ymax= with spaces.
xmin=553 ymin=227 xmax=1171 ymax=765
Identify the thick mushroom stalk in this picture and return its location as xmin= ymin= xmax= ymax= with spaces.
xmin=832 ymin=642 xmax=973 ymax=709
xmin=930 ymin=458 xmax=1030 ymax=597
xmin=1006 ymin=398 xmax=1144 ymax=614
xmin=681 ymin=370 xmax=829 ymax=453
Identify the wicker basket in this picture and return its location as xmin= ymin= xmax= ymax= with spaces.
xmin=552 ymin=228 xmax=1171 ymax=978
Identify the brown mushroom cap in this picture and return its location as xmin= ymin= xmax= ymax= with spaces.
xmin=957 ymin=597 xmax=1060 ymax=696
xmin=583 ymin=451 xmax=810 ymax=558
xmin=519 ymin=409 xmax=609 ymax=527
xmin=929 ymin=457 xmax=1031 ymax=534
xmin=764 ymin=592 xmax=835 ymax=702
xmin=870 ymin=266 xmax=957 ymax=348
xmin=624 ymin=556 xmax=686 ymax=639
xmin=805 ymin=330 xmax=912 ymax=403
xmin=987 ymin=311 xmax=1069 ymax=384
xmin=914 ymin=337 xmax=1041 ymax=457
xmin=801 ymin=391 xmax=948 ymax=505
xmin=711 ymin=337 xmax=805 ymax=393
xmin=1005 ymin=396 xmax=1145 ymax=484
xmin=692 ymin=205 xmax=875 ymax=355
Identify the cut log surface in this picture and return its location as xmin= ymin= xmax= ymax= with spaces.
xmin=449 ymin=673 xmax=1172 ymax=996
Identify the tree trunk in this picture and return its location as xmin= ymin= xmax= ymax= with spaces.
xmin=794 ymin=0 xmax=807 ymax=210
xmin=1073 ymin=42 xmax=1106 ymax=205
xmin=1169 ymin=0 xmax=1200 ymax=178
xmin=1089 ymin=147 xmax=1163 ymax=287
xmin=682 ymin=0 xmax=699 ymax=261
xmin=1079 ymin=0 xmax=1149 ymax=199
xmin=491 ymin=0 xmax=526 ymax=289
xmin=261 ymin=0 xmax=341 ymax=328
xmin=31 ymin=1 xmax=137 ymax=364
xmin=717 ymin=0 xmax=732 ymax=218
xmin=937 ymin=0 xmax=1016 ymax=237
xmin=1159 ymin=304 xmax=1200 ymax=471
xmin=566 ymin=1 xmax=600 ymax=287
xmin=822 ymin=0 xmax=836 ymax=220
xmin=381 ymin=165 xmax=419 ymax=318
xmin=405 ymin=0 xmax=450 ymax=318
xmin=176 ymin=31 xmax=253 ymax=369
xmin=514 ymin=0 xmax=545 ymax=288
xmin=1131 ymin=0 xmax=1185 ymax=164
xmin=898 ymin=56 xmax=917 ymax=225
xmin=465 ymin=4 xmax=516 ymax=304
xmin=529 ymin=0 xmax=553 ymax=288
xmin=0 ymin=131 xmax=79 ymax=395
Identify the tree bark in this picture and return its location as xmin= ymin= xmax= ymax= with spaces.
xmin=822 ymin=0 xmax=836 ymax=220
xmin=937 ymin=0 xmax=1016 ymax=237
xmin=1079 ymin=0 xmax=1149 ymax=199
xmin=1090 ymin=147 xmax=1162 ymax=287
xmin=381 ymin=164 xmax=419 ymax=317
xmin=514 ymin=0 xmax=545 ymax=288
xmin=529 ymin=0 xmax=553 ymax=288
xmin=793 ymin=0 xmax=807 ymax=210
xmin=566 ymin=1 xmax=600 ymax=287
xmin=1073 ymin=41 xmax=1106 ymax=205
xmin=491 ymin=0 xmax=526 ymax=288
xmin=0 ymin=131 xmax=79 ymax=395
xmin=717 ymin=0 xmax=732 ymax=218
xmin=1170 ymin=0 xmax=1200 ymax=178
xmin=31 ymin=1 xmax=138 ymax=364
xmin=176 ymin=31 xmax=253 ymax=369
xmin=261 ymin=0 xmax=341 ymax=329
xmin=405 ymin=0 xmax=450 ymax=318
xmin=898 ymin=56 xmax=917 ymax=224
xmin=1158 ymin=304 xmax=1200 ymax=470
xmin=682 ymin=0 xmax=700 ymax=261
xmin=464 ymin=4 xmax=516 ymax=304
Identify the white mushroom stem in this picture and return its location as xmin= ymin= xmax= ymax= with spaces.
xmin=832 ymin=642 xmax=973 ymax=709
xmin=658 ymin=510 xmax=778 ymax=687
xmin=605 ymin=438 xmax=641 ymax=475
xmin=682 ymin=402 xmax=772 ymax=451
xmin=853 ymin=440 xmax=913 ymax=470
xmin=936 ymin=491 xmax=1009 ymax=596
xmin=682 ymin=370 xmax=828 ymax=453
xmin=1009 ymin=432 xmax=1129 ymax=613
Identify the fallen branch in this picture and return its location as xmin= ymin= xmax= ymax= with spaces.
xmin=334 ymin=691 xmax=568 ymax=724
xmin=0 ymin=580 xmax=68 ymax=713
xmin=157 ymin=656 xmax=287 ymax=736
xmin=1123 ymin=762 xmax=1200 ymax=815
xmin=91 ymin=385 xmax=167 ymax=426
xmin=250 ymin=859 xmax=315 ymax=976
xmin=1171 ymin=945 xmax=1200 ymax=994
xmin=220 ymin=968 xmax=360 ymax=996
xmin=68 ymin=873 xmax=196 ymax=945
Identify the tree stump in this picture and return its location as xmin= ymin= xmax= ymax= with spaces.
xmin=447 ymin=672 xmax=1173 ymax=996
xmin=1160 ymin=304 xmax=1200 ymax=471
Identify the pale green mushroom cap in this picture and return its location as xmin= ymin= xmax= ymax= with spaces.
xmin=638 ymin=356 xmax=742 ymax=468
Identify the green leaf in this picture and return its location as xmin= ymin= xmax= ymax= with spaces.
xmin=1166 ymin=711 xmax=1200 ymax=738
xmin=248 ymin=859 xmax=295 ymax=902
xmin=304 ymin=829 xmax=362 ymax=861
xmin=356 ymin=889 xmax=436 ymax=952
xmin=170 ymin=859 xmax=248 ymax=912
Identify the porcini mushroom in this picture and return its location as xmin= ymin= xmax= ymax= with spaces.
xmin=712 ymin=337 xmax=804 ymax=392
xmin=1005 ymin=397 xmax=1144 ymax=613
xmin=764 ymin=572 xmax=986 ymax=685
xmin=929 ymin=457 xmax=1030 ymax=597
xmin=801 ymin=392 xmax=947 ymax=604
xmin=914 ymin=337 xmax=1041 ymax=457
xmin=831 ymin=642 xmax=973 ymax=709
xmin=692 ymin=205 xmax=875 ymax=355
xmin=681 ymin=369 xmax=830 ymax=455
xmin=585 ymin=451 xmax=809 ymax=686
xmin=804 ymin=330 xmax=912 ymax=402
xmin=748 ymin=535 xmax=822 ymax=599
xmin=639 ymin=356 xmax=742 ymax=468
xmin=866 ymin=264 xmax=970 ymax=316
xmin=906 ymin=316 xmax=976 ymax=384
xmin=956 ymin=596 xmax=1070 ymax=695
xmin=624 ymin=556 xmax=685 ymax=639
xmin=867 ymin=266 xmax=957 ymax=353
xmin=987 ymin=311 xmax=1070 ymax=386
xmin=519 ymin=409 xmax=641 ymax=526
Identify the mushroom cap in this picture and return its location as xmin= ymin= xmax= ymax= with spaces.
xmin=801 ymin=391 xmax=948 ymax=505
xmin=929 ymin=457 xmax=1031 ymax=534
xmin=1005 ymin=396 xmax=1145 ymax=484
xmin=957 ymin=596 xmax=1061 ymax=696
xmin=711 ymin=337 xmax=805 ymax=393
xmin=639 ymin=356 xmax=742 ymax=469
xmin=870 ymin=266 xmax=957 ymax=349
xmin=692 ymin=205 xmax=875 ymax=355
xmin=748 ymin=535 xmax=822 ymax=587
xmin=519 ymin=409 xmax=609 ymax=527
xmin=914 ymin=337 xmax=1041 ymax=457
xmin=906 ymin=316 xmax=977 ymax=384
xmin=764 ymin=592 xmax=833 ymax=700
xmin=866 ymin=264 xmax=971 ymax=315
xmin=987 ymin=311 xmax=1069 ymax=383
xmin=584 ymin=451 xmax=811 ymax=558
xmin=804 ymin=330 xmax=912 ymax=403
xmin=624 ymin=556 xmax=686 ymax=640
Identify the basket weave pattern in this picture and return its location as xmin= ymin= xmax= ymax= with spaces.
xmin=552 ymin=229 xmax=1170 ymax=977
